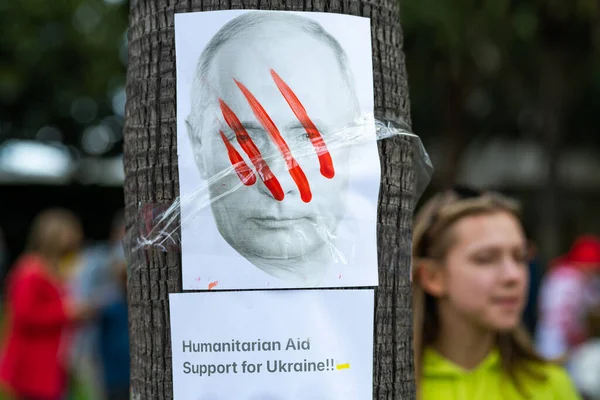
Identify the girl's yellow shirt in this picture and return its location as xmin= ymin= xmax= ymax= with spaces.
xmin=421 ymin=348 xmax=581 ymax=400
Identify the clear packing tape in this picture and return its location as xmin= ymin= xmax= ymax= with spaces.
xmin=125 ymin=115 xmax=432 ymax=286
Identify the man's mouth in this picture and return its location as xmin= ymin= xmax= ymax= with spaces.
xmin=249 ymin=216 xmax=308 ymax=229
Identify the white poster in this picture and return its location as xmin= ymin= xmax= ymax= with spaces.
xmin=169 ymin=290 xmax=374 ymax=400
xmin=175 ymin=10 xmax=380 ymax=290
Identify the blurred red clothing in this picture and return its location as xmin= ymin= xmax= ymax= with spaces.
xmin=0 ymin=254 xmax=72 ymax=400
xmin=536 ymin=235 xmax=600 ymax=359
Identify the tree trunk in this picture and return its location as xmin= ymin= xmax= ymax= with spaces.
xmin=123 ymin=0 xmax=417 ymax=399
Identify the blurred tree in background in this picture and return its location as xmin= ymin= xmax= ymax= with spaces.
xmin=0 ymin=0 xmax=128 ymax=157
xmin=1 ymin=0 xmax=599 ymax=260
xmin=402 ymin=0 xmax=600 ymax=258
xmin=403 ymin=0 xmax=600 ymax=182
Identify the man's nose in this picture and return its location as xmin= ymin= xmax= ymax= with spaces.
xmin=256 ymin=155 xmax=301 ymax=200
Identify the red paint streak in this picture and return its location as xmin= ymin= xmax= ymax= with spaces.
xmin=208 ymin=281 xmax=219 ymax=290
xmin=288 ymin=166 xmax=311 ymax=203
xmin=234 ymin=79 xmax=312 ymax=203
xmin=220 ymin=131 xmax=256 ymax=186
xmin=270 ymin=69 xmax=335 ymax=179
xmin=219 ymin=99 xmax=284 ymax=201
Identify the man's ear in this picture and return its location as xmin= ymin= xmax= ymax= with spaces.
xmin=186 ymin=118 xmax=197 ymax=146
xmin=186 ymin=118 xmax=208 ymax=179
xmin=415 ymin=259 xmax=446 ymax=298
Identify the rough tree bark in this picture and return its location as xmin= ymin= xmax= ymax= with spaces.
xmin=123 ymin=0 xmax=417 ymax=398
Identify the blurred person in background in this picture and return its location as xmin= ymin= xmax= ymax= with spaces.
xmin=0 ymin=227 xmax=7 ymax=304
xmin=411 ymin=186 xmax=579 ymax=399
xmin=68 ymin=210 xmax=126 ymax=400
xmin=569 ymin=305 xmax=600 ymax=400
xmin=535 ymin=236 xmax=600 ymax=366
xmin=522 ymin=227 xmax=543 ymax=336
xmin=0 ymin=209 xmax=94 ymax=400
xmin=97 ymin=249 xmax=129 ymax=400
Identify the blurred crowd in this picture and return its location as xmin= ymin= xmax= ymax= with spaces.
xmin=0 ymin=209 xmax=129 ymax=400
xmin=2 ymin=185 xmax=600 ymax=399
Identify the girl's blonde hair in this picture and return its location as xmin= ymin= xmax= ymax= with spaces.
xmin=412 ymin=187 xmax=546 ymax=397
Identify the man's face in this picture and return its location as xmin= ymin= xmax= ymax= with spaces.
xmin=192 ymin=29 xmax=360 ymax=263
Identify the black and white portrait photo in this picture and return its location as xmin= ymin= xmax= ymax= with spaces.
xmin=175 ymin=10 xmax=380 ymax=290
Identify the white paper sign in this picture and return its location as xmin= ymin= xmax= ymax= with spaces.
xmin=169 ymin=290 xmax=374 ymax=400
xmin=175 ymin=10 xmax=380 ymax=290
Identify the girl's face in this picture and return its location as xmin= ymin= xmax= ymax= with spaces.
xmin=433 ymin=211 xmax=529 ymax=332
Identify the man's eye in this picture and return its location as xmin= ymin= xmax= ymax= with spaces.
xmin=298 ymin=129 xmax=322 ymax=142
xmin=231 ymin=129 xmax=267 ymax=148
